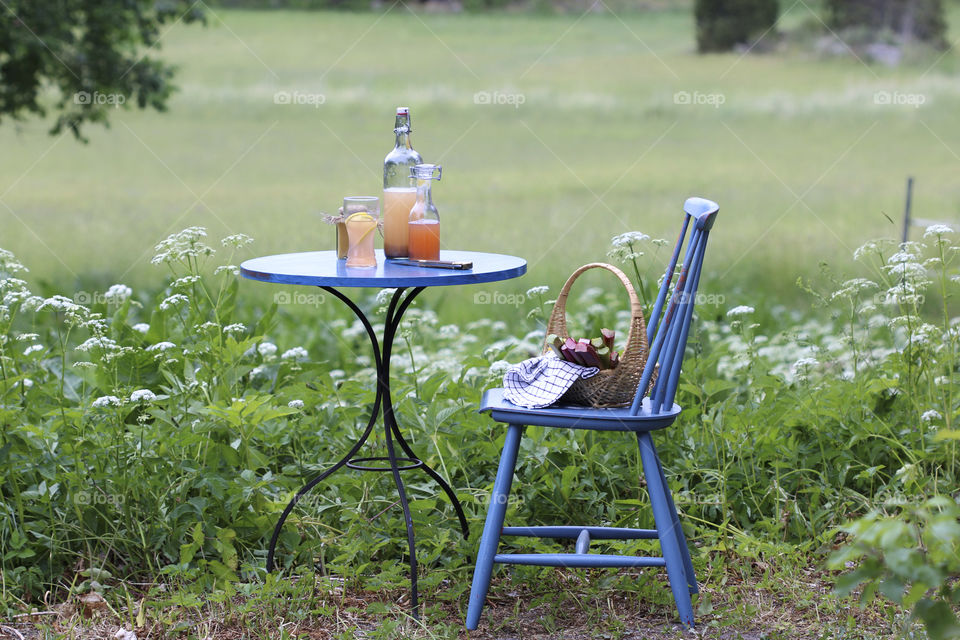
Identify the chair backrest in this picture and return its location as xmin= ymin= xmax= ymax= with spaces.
xmin=629 ymin=197 xmax=719 ymax=416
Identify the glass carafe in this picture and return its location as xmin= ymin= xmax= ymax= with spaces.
xmin=383 ymin=107 xmax=422 ymax=258
xmin=408 ymin=164 xmax=442 ymax=261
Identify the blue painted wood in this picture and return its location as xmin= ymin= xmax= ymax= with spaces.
xmin=575 ymin=530 xmax=591 ymax=554
xmin=639 ymin=431 xmax=695 ymax=625
xmin=494 ymin=554 xmax=667 ymax=568
xmin=480 ymin=388 xmax=680 ymax=432
xmin=465 ymin=424 xmax=523 ymax=631
xmin=240 ymin=250 xmax=526 ymax=288
xmin=501 ymin=526 xmax=659 ymax=540
xmin=465 ymin=198 xmax=718 ymax=631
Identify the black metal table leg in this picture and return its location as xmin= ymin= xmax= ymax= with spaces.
xmin=266 ymin=284 xmax=469 ymax=619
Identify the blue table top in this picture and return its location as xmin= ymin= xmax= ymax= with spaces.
xmin=240 ymin=250 xmax=527 ymax=288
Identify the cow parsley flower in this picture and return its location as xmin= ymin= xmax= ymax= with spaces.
xmin=22 ymin=378 xmax=33 ymax=388
xmin=159 ymin=294 xmax=188 ymax=311
xmin=17 ymin=333 xmax=40 ymax=342
xmin=132 ymin=323 xmax=150 ymax=334
xmin=92 ymin=395 xmax=123 ymax=408
xmin=727 ymin=305 xmax=755 ymax=318
xmin=23 ymin=344 xmax=44 ymax=356
xmin=221 ymin=234 xmax=254 ymax=249
xmin=921 ymin=409 xmax=942 ymax=423
xmin=171 ymin=275 xmax=201 ymax=289
xmin=105 ymin=284 xmax=133 ymax=303
xmin=130 ymin=389 xmax=157 ymax=403
xmin=215 ymin=265 xmax=240 ymax=276
xmin=258 ymin=342 xmax=278 ymax=357
xmin=281 ymin=346 xmax=308 ymax=360
xmin=288 ymin=399 xmax=305 ymax=409
xmin=526 ymin=286 xmax=550 ymax=298
xmin=924 ymin=224 xmax=955 ymax=238
xmin=146 ymin=341 xmax=176 ymax=352
xmin=151 ymin=227 xmax=214 ymax=266
xmin=489 ymin=360 xmax=511 ymax=376
xmin=76 ymin=336 xmax=119 ymax=353
xmin=224 ymin=323 xmax=245 ymax=335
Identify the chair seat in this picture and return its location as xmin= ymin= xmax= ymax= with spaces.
xmin=479 ymin=388 xmax=681 ymax=432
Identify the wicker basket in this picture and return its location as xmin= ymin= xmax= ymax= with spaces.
xmin=543 ymin=263 xmax=653 ymax=408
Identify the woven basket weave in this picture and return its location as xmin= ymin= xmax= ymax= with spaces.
xmin=542 ymin=263 xmax=653 ymax=408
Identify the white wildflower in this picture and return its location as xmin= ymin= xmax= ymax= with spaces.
xmin=250 ymin=365 xmax=267 ymax=378
xmin=132 ymin=323 xmax=150 ymax=334
xmin=16 ymin=333 xmax=40 ymax=342
xmin=22 ymin=378 xmax=33 ymax=388
xmin=924 ymin=224 xmax=955 ymax=238
xmin=831 ymin=278 xmax=878 ymax=301
xmin=281 ymin=346 xmax=308 ymax=360
xmin=438 ymin=324 xmax=460 ymax=339
xmin=151 ymin=227 xmax=213 ymax=266
xmin=727 ymin=305 xmax=755 ymax=318
xmin=526 ymin=285 xmax=550 ymax=298
xmin=215 ymin=265 xmax=240 ymax=276
xmin=221 ymin=233 xmax=254 ymax=248
xmin=376 ymin=288 xmax=398 ymax=306
xmin=287 ymin=399 xmax=305 ymax=409
xmin=258 ymin=342 xmax=278 ymax=357
xmin=329 ymin=369 xmax=345 ymax=380
xmin=76 ymin=336 xmax=119 ymax=353
xmin=146 ymin=341 xmax=176 ymax=352
xmin=611 ymin=231 xmax=650 ymax=247
xmin=159 ymin=294 xmax=188 ymax=311
xmin=793 ymin=357 xmax=818 ymax=370
xmin=921 ymin=410 xmax=942 ymax=423
xmin=38 ymin=295 xmax=82 ymax=313
xmin=130 ymin=389 xmax=157 ymax=403
xmin=489 ymin=360 xmax=511 ymax=376
xmin=92 ymin=395 xmax=123 ymax=408
xmin=23 ymin=344 xmax=44 ymax=356
xmin=104 ymin=284 xmax=133 ymax=303
xmin=172 ymin=275 xmax=201 ymax=289
xmin=224 ymin=323 xmax=245 ymax=334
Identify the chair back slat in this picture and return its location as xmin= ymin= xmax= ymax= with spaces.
xmin=629 ymin=198 xmax=718 ymax=416
xmin=649 ymin=227 xmax=701 ymax=411
xmin=645 ymin=215 xmax=690 ymax=344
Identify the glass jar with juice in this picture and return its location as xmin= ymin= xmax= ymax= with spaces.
xmin=408 ymin=164 xmax=442 ymax=261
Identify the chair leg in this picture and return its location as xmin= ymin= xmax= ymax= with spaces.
xmin=653 ymin=445 xmax=698 ymax=594
xmin=637 ymin=432 xmax=695 ymax=628
xmin=466 ymin=424 xmax=523 ymax=630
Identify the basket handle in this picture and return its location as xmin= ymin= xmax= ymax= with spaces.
xmin=543 ymin=262 xmax=646 ymax=353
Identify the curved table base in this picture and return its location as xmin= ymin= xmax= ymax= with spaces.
xmin=265 ymin=285 xmax=469 ymax=618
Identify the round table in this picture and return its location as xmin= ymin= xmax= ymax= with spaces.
xmin=240 ymin=249 xmax=526 ymax=616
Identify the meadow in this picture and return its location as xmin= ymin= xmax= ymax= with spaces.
xmin=1 ymin=3 xmax=960 ymax=639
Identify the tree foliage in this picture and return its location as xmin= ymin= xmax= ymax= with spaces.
xmin=0 ymin=0 xmax=204 ymax=139
xmin=694 ymin=0 xmax=779 ymax=53
xmin=824 ymin=0 xmax=947 ymax=48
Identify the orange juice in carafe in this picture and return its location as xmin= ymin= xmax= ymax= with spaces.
xmin=408 ymin=164 xmax=442 ymax=261
xmin=408 ymin=219 xmax=440 ymax=260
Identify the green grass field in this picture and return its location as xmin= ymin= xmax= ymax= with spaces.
xmin=1 ymin=3 xmax=959 ymax=312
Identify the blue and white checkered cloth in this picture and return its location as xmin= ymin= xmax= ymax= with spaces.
xmin=502 ymin=355 xmax=599 ymax=409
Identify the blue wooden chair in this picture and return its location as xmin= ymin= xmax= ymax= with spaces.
xmin=466 ymin=197 xmax=719 ymax=630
